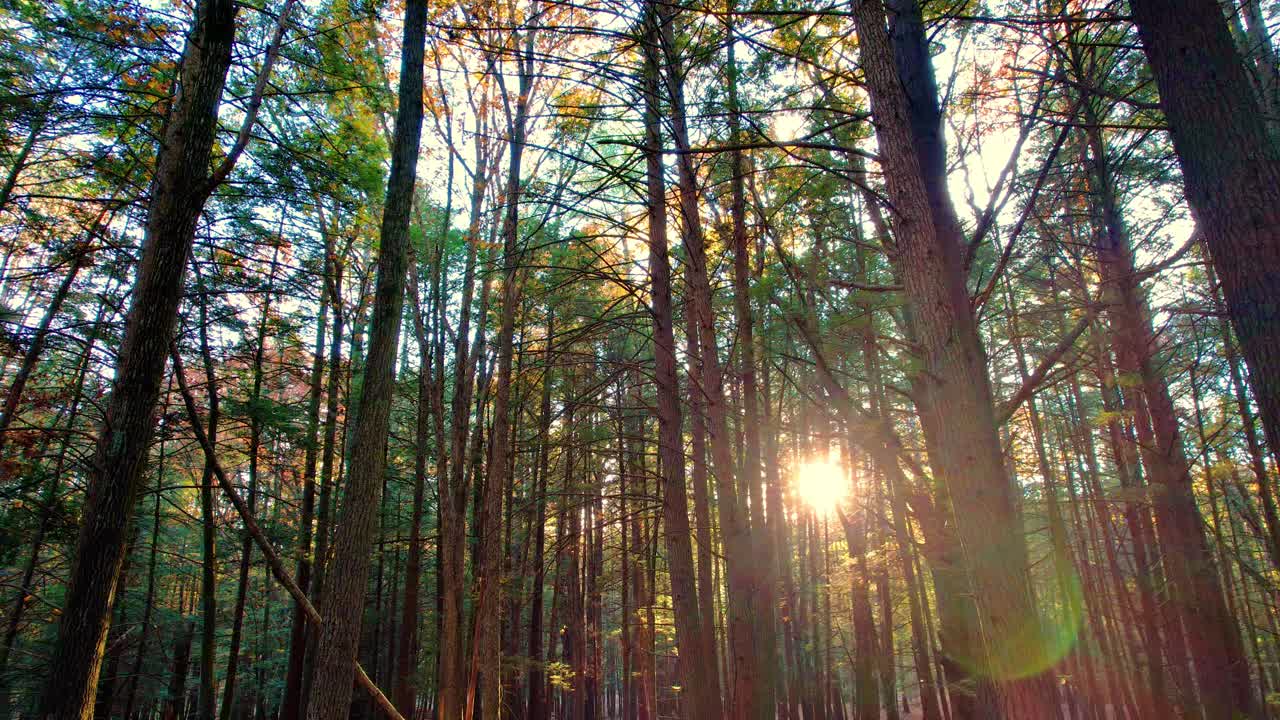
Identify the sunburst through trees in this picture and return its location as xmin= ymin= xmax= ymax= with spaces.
xmin=1 ymin=0 xmax=1278 ymax=719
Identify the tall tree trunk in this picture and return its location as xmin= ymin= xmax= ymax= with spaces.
xmin=304 ymin=254 xmax=346 ymax=717
xmin=123 ymin=447 xmax=167 ymax=720
xmin=851 ymin=1 xmax=1057 ymax=716
xmin=37 ymin=1 xmax=238 ymax=715
xmin=838 ymin=507 xmax=880 ymax=720
xmin=1090 ymin=320 xmax=1172 ymax=718
xmin=1210 ymin=263 xmax=1280 ymax=569
xmin=0 ymin=307 xmax=101 ymax=709
xmin=873 ymin=477 xmax=900 ymax=720
xmin=1128 ymin=0 xmax=1280 ymax=505
xmin=220 ymin=245 xmax=280 ymax=720
xmin=194 ymin=273 xmax=220 ymax=720
xmin=627 ymin=395 xmax=655 ymax=720
xmin=473 ymin=23 xmax=535 ymax=716
xmin=527 ymin=311 xmax=555 ymax=720
xmin=866 ymin=327 xmax=934 ymax=720
xmin=438 ymin=126 xmax=493 ymax=720
xmin=164 ymin=621 xmax=197 ymax=720
xmin=563 ymin=421 xmax=585 ymax=720
xmin=657 ymin=3 xmax=757 ymax=714
xmin=306 ymin=0 xmax=425 ymax=717
xmin=282 ymin=255 xmax=331 ymax=720
xmin=1082 ymin=110 xmax=1256 ymax=719
xmin=683 ymin=271 xmax=720 ymax=684
xmin=395 ymin=250 xmax=433 ymax=719
xmin=638 ymin=5 xmax=723 ymax=716
xmin=94 ymin=537 xmax=136 ymax=720
xmin=724 ymin=8 xmax=778 ymax=713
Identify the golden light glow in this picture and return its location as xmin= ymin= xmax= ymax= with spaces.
xmin=793 ymin=455 xmax=849 ymax=513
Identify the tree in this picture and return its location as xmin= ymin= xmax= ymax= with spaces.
xmin=5 ymin=2 xmax=1280 ymax=719
xmin=636 ymin=3 xmax=724 ymax=717
xmin=305 ymin=0 xmax=427 ymax=718
xmin=851 ymin=0 xmax=1059 ymax=715
xmin=1128 ymin=0 xmax=1280 ymax=507
xmin=36 ymin=2 xmax=240 ymax=715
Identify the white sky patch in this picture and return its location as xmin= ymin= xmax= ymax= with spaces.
xmin=772 ymin=111 xmax=807 ymax=142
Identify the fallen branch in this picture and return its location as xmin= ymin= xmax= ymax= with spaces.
xmin=169 ymin=345 xmax=405 ymax=720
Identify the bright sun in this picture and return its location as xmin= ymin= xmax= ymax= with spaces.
xmin=793 ymin=456 xmax=849 ymax=513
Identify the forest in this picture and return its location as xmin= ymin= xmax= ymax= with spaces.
xmin=2 ymin=0 xmax=1280 ymax=718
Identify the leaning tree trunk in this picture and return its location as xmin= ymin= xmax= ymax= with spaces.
xmin=0 ymin=242 xmax=90 ymax=463
xmin=1128 ymin=0 xmax=1280 ymax=510
xmin=0 ymin=307 xmax=100 ymax=708
xmin=1082 ymin=111 xmax=1257 ymax=719
xmin=306 ymin=0 xmax=426 ymax=718
xmin=36 ymin=1 xmax=238 ymax=716
xmin=851 ymin=1 xmax=1058 ymax=716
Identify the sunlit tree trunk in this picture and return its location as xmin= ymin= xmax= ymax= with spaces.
xmin=1130 ymin=0 xmax=1280 ymax=539
xmin=852 ymin=1 xmax=1059 ymax=715
xmin=1082 ymin=110 xmax=1256 ymax=718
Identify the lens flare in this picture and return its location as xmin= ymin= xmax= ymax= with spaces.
xmin=944 ymin=545 xmax=1086 ymax=682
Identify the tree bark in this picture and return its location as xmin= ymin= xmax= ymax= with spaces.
xmin=657 ymin=4 xmax=757 ymax=714
xmin=306 ymin=0 xmax=426 ymax=717
xmin=304 ymin=250 xmax=345 ymax=716
xmin=1129 ymin=0 xmax=1280 ymax=515
xmin=122 ymin=452 xmax=166 ymax=720
xmin=473 ymin=23 xmax=535 ymax=716
xmin=638 ymin=5 xmax=724 ymax=716
xmin=1082 ymin=107 xmax=1257 ymax=718
xmin=163 ymin=621 xmax=196 ymax=720
xmin=724 ymin=9 xmax=779 ymax=713
xmin=527 ymin=310 xmax=555 ymax=720
xmin=438 ymin=117 xmax=493 ymax=720
xmin=193 ymin=270 xmax=220 ymax=720
xmin=37 ymin=1 xmax=238 ymax=715
xmin=394 ymin=247 xmax=433 ymax=720
xmin=0 ymin=306 xmax=100 ymax=708
xmin=282 ymin=254 xmax=330 ymax=720
xmin=220 ymin=247 xmax=279 ymax=720
xmin=852 ymin=1 xmax=1058 ymax=716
